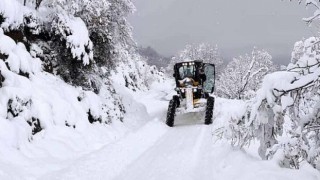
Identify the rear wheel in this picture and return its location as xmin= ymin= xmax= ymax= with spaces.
xmin=166 ymin=96 xmax=179 ymax=127
xmin=204 ymin=96 xmax=214 ymax=125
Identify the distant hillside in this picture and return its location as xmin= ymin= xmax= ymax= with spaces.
xmin=138 ymin=46 xmax=171 ymax=68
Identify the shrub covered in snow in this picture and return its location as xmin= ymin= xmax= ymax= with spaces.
xmin=215 ymin=1 xmax=320 ymax=170
xmin=112 ymin=51 xmax=164 ymax=92
xmin=218 ymin=37 xmax=320 ymax=170
xmin=0 ymin=30 xmax=126 ymax=144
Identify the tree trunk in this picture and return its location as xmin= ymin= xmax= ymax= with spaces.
xmin=35 ymin=0 xmax=42 ymax=9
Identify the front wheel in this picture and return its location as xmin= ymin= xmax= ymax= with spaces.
xmin=204 ymin=96 xmax=214 ymax=125
xmin=166 ymin=96 xmax=179 ymax=127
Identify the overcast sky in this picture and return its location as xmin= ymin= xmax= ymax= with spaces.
xmin=129 ymin=0 xmax=320 ymax=64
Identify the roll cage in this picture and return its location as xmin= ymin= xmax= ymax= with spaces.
xmin=173 ymin=60 xmax=216 ymax=94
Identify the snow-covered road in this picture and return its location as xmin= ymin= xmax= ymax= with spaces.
xmin=114 ymin=123 xmax=214 ymax=180
xmin=40 ymin=81 xmax=319 ymax=180
xmin=0 ymin=81 xmax=319 ymax=179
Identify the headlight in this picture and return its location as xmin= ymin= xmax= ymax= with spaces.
xmin=193 ymin=88 xmax=197 ymax=92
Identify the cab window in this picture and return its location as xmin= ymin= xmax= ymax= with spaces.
xmin=203 ymin=64 xmax=215 ymax=93
xmin=178 ymin=65 xmax=195 ymax=79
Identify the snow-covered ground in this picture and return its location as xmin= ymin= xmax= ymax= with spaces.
xmin=1 ymin=80 xmax=319 ymax=180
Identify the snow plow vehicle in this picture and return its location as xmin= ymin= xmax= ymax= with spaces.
xmin=166 ymin=60 xmax=215 ymax=127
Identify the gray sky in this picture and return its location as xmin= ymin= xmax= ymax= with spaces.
xmin=129 ymin=0 xmax=319 ymax=64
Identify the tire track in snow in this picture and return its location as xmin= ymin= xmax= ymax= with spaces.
xmin=113 ymin=123 xmax=213 ymax=180
xmin=41 ymin=121 xmax=169 ymax=180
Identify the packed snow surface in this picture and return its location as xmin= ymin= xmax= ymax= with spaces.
xmin=0 ymin=80 xmax=319 ymax=179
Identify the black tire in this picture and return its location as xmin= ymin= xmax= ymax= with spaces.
xmin=172 ymin=95 xmax=180 ymax=107
xmin=166 ymin=96 xmax=179 ymax=127
xmin=204 ymin=96 xmax=214 ymax=125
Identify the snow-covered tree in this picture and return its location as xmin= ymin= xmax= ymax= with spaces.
xmin=225 ymin=1 xmax=320 ymax=170
xmin=218 ymin=38 xmax=320 ymax=169
xmin=214 ymin=1 xmax=320 ymax=170
xmin=0 ymin=0 xmax=161 ymax=129
xmin=40 ymin=0 xmax=135 ymax=69
xmin=217 ymin=48 xmax=277 ymax=100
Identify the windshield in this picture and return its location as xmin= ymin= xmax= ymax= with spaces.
xmin=178 ymin=65 xmax=195 ymax=79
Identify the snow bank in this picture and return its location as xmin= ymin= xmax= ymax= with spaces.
xmin=0 ymin=29 xmax=117 ymax=154
xmin=0 ymin=27 xmax=152 ymax=178
xmin=0 ymin=31 xmax=42 ymax=75
xmin=212 ymin=98 xmax=250 ymax=141
xmin=0 ymin=0 xmax=167 ymax=178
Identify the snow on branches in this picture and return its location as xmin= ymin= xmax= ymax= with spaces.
xmin=217 ymin=48 xmax=277 ymax=100
xmin=302 ymin=0 xmax=320 ymax=24
xmin=0 ymin=28 xmax=42 ymax=75
xmin=289 ymin=0 xmax=320 ymax=24
xmin=0 ymin=0 xmax=26 ymax=30
xmin=219 ymin=38 xmax=320 ymax=170
xmin=216 ymin=1 xmax=320 ymax=170
xmin=50 ymin=13 xmax=93 ymax=65
xmin=0 ymin=0 xmax=94 ymax=65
